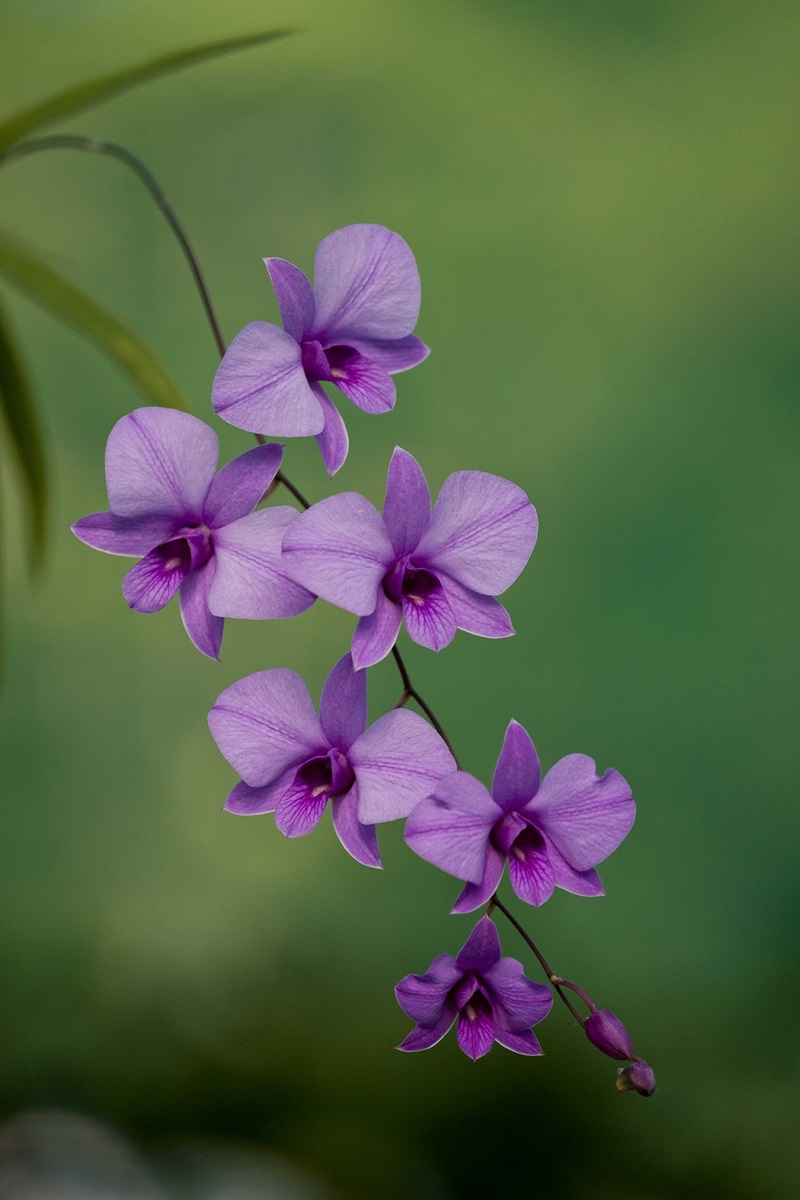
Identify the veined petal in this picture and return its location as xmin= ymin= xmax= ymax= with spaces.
xmin=492 ymin=720 xmax=541 ymax=811
xmin=71 ymin=511 xmax=179 ymax=556
xmin=275 ymin=769 xmax=330 ymax=838
xmin=507 ymin=829 xmax=555 ymax=907
xmin=313 ymin=385 xmax=350 ymax=477
xmin=212 ymin=322 xmax=324 ymax=436
xmin=349 ymin=709 xmax=456 ymax=824
xmin=325 ymin=347 xmax=396 ymax=414
xmin=494 ymin=1028 xmax=544 ymax=1056
xmin=455 ymin=915 xmax=501 ymax=974
xmin=383 ymin=448 xmax=431 ymax=558
xmin=121 ymin=542 xmax=190 ymax=613
xmin=224 ymin=770 xmax=295 ymax=815
xmin=209 ymin=669 xmax=326 ymax=787
xmin=416 ymin=471 xmax=538 ymax=595
xmin=451 ymin=846 xmax=505 ymax=915
xmin=531 ymin=755 xmax=635 ymax=872
xmin=265 ymin=257 xmax=315 ymax=341
xmin=312 ymin=224 xmax=421 ymax=342
xmin=457 ymin=999 xmax=496 ymax=1060
xmin=483 ymin=957 xmax=553 ymax=1032
xmin=331 ymin=786 xmax=381 ymax=868
xmin=352 ymin=590 xmax=402 ymax=669
xmin=203 ymin=443 xmax=284 ymax=527
xmin=401 ymin=572 xmax=457 ymax=651
xmin=106 ymin=407 xmax=218 ymax=521
xmin=281 ymin=492 xmax=394 ymax=617
xmin=397 ymin=1007 xmax=457 ymax=1052
xmin=547 ymin=837 xmax=605 ymax=898
xmin=344 ymin=334 xmax=429 ymax=373
xmin=210 ymin=508 xmax=316 ymax=620
xmin=395 ymin=955 xmax=462 ymax=1025
xmin=179 ymin=559 xmax=223 ymax=659
xmin=438 ymin=574 xmax=514 ymax=639
xmin=319 ymin=653 xmax=367 ymax=750
xmin=404 ymin=772 xmax=498 ymax=884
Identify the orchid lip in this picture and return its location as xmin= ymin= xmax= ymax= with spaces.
xmin=382 ymin=557 xmax=440 ymax=605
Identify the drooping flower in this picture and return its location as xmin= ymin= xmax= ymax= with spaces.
xmin=395 ymin=915 xmax=552 ymax=1060
xmin=281 ymin=447 xmax=537 ymax=669
xmin=405 ymin=720 xmax=635 ymax=911
xmin=208 ymin=653 xmax=455 ymax=866
xmin=212 ymin=225 xmax=428 ymax=477
xmin=71 ymin=407 xmax=315 ymax=659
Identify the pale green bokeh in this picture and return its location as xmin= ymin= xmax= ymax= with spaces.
xmin=1 ymin=2 xmax=798 ymax=1196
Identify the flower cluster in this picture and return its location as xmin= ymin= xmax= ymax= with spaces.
xmin=74 ymin=224 xmax=654 ymax=1094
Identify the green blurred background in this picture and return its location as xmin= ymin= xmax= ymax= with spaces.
xmin=1 ymin=1 xmax=798 ymax=1196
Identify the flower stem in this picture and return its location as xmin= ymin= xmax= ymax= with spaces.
xmin=489 ymin=894 xmax=585 ymax=1025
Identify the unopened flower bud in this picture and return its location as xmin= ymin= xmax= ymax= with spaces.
xmin=585 ymin=1009 xmax=634 ymax=1061
xmin=615 ymin=1061 xmax=656 ymax=1097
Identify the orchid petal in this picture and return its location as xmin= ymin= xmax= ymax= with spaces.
xmin=264 ymin=257 xmax=315 ymax=341
xmin=106 ymin=407 xmax=218 ymax=521
xmin=121 ymin=542 xmax=189 ymax=613
xmin=438 ymin=574 xmax=514 ymax=639
xmin=531 ymin=755 xmax=635 ymax=872
xmin=493 ymin=1028 xmax=544 ymax=1056
xmin=313 ymin=385 xmax=350 ymax=477
xmin=404 ymin=772 xmax=498 ymax=884
xmin=210 ymin=508 xmax=315 ymax=620
xmin=203 ymin=443 xmax=284 ymax=527
xmin=397 ymin=1007 xmax=457 ymax=1052
xmin=224 ymin=769 xmax=295 ymax=815
xmin=212 ymin=322 xmax=324 ymax=436
xmin=492 ymin=720 xmax=541 ymax=811
xmin=344 ymin=334 xmax=429 ymax=373
xmin=319 ymin=653 xmax=367 ymax=750
xmin=331 ymin=786 xmax=381 ymax=868
xmin=455 ymin=915 xmax=502 ymax=974
xmin=507 ymin=830 xmax=555 ymax=907
xmin=383 ymin=447 xmax=431 ymax=558
xmin=546 ymin=836 xmax=605 ymax=898
xmin=395 ymin=955 xmax=461 ymax=1025
xmin=416 ymin=471 xmax=537 ymax=595
xmin=350 ymin=709 xmax=456 ymax=824
xmin=71 ymin=511 xmax=179 ymax=556
xmin=274 ymin=769 xmax=330 ymax=837
xmin=457 ymin=1002 xmax=496 ymax=1060
xmin=351 ymin=590 xmax=402 ymax=669
xmin=179 ymin=559 xmax=223 ymax=659
xmin=209 ymin=669 xmax=326 ymax=787
xmin=483 ymin=957 xmax=553 ymax=1032
xmin=450 ymin=845 xmax=505 ymax=915
xmin=325 ymin=347 xmax=396 ymax=414
xmin=281 ymin=492 xmax=394 ymax=616
xmin=312 ymin=224 xmax=421 ymax=342
xmin=402 ymin=572 xmax=457 ymax=651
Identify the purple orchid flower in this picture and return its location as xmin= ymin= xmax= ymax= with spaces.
xmin=211 ymin=224 xmax=428 ymax=477
xmin=208 ymin=653 xmax=456 ymax=867
xmin=281 ymin=447 xmax=538 ymax=669
xmin=395 ymin=915 xmax=552 ymax=1060
xmin=71 ymin=407 xmax=315 ymax=659
xmin=405 ymin=720 xmax=635 ymax=912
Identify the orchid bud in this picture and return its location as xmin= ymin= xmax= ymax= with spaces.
xmin=615 ymin=1061 xmax=656 ymax=1097
xmin=585 ymin=1009 xmax=635 ymax=1061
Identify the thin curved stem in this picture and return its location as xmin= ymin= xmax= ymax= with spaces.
xmin=489 ymin=894 xmax=585 ymax=1025
xmin=0 ymin=134 xmax=227 ymax=357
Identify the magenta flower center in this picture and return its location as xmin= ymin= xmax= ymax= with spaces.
xmin=296 ymin=749 xmax=355 ymax=802
xmin=383 ymin=558 xmax=440 ymax=606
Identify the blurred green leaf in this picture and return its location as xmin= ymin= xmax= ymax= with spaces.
xmin=0 ymin=28 xmax=292 ymax=151
xmin=0 ymin=234 xmax=187 ymax=412
xmin=0 ymin=297 xmax=47 ymax=564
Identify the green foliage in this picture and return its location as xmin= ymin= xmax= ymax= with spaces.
xmin=0 ymin=298 xmax=46 ymax=563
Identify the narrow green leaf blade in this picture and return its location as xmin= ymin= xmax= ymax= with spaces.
xmin=0 ymin=234 xmax=187 ymax=412
xmin=0 ymin=28 xmax=291 ymax=151
xmin=0 ymin=297 xmax=46 ymax=561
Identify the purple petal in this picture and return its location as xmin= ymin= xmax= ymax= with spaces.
xmin=438 ymin=574 xmax=514 ymax=639
xmin=122 ymin=542 xmax=190 ymax=612
xmin=451 ymin=845 xmax=506 ymax=915
xmin=344 ymin=334 xmax=429 ymax=373
xmin=383 ymin=447 xmax=431 ymax=558
xmin=265 ymin=257 xmax=315 ymax=341
xmin=546 ymin=836 xmax=605 ymax=898
xmin=457 ymin=1001 xmax=496 ymax=1060
xmin=494 ymin=1028 xmax=544 ymax=1056
xmin=325 ymin=347 xmax=396 ymax=414
xmin=312 ymin=224 xmax=421 ymax=342
xmin=208 ymin=669 xmax=326 ymax=787
xmin=530 ymin=755 xmax=635 ymax=872
xmin=203 ymin=443 xmax=284 ymax=527
xmin=404 ymin=772 xmax=498 ymax=884
xmin=492 ymin=720 xmax=541 ymax=812
xmin=401 ymin=571 xmax=457 ymax=651
xmin=281 ymin=492 xmax=394 ymax=617
xmin=212 ymin=322 xmax=324 ymax=436
xmin=71 ymin=511 xmax=179 ymax=556
xmin=349 ymin=709 xmax=456 ymax=824
xmin=106 ymin=408 xmax=218 ymax=521
xmin=275 ymin=769 xmax=329 ymax=837
xmin=352 ymin=590 xmax=403 ymax=669
xmin=397 ymin=1008 xmax=457 ymax=1052
xmin=210 ymin=508 xmax=316 ymax=619
xmin=331 ymin=786 xmax=382 ymax=868
xmin=395 ymin=955 xmax=462 ymax=1024
xmin=507 ymin=828 xmax=555 ymax=907
xmin=483 ymin=957 xmax=553 ymax=1031
xmin=313 ymin=386 xmax=350 ymax=477
xmin=179 ymin=559 xmax=223 ymax=659
xmin=416 ymin=471 xmax=538 ymax=595
xmin=319 ymin=653 xmax=367 ymax=750
xmin=455 ymin=915 xmax=502 ymax=974
xmin=223 ymin=769 xmax=295 ymax=815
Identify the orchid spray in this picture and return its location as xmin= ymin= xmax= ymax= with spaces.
xmin=1 ymin=45 xmax=654 ymax=1095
